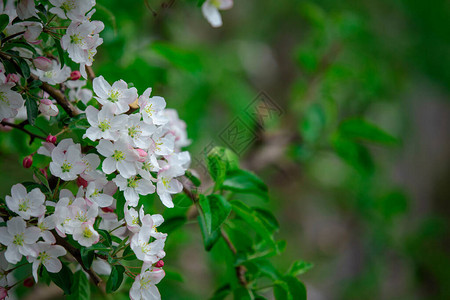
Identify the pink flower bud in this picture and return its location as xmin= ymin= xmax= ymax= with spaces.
xmin=70 ymin=70 xmax=81 ymax=81
xmin=39 ymin=168 xmax=48 ymax=179
xmin=0 ymin=287 xmax=8 ymax=300
xmin=23 ymin=277 xmax=34 ymax=288
xmin=33 ymin=56 xmax=52 ymax=71
xmin=6 ymin=73 xmax=20 ymax=83
xmin=23 ymin=155 xmax=33 ymax=168
xmin=46 ymin=135 xmax=57 ymax=144
xmin=136 ymin=149 xmax=148 ymax=162
xmin=77 ymin=176 xmax=88 ymax=188
xmin=155 ymin=260 xmax=164 ymax=268
xmin=39 ymin=99 xmax=59 ymax=117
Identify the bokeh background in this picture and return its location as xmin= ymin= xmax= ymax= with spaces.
xmin=1 ymin=0 xmax=450 ymax=299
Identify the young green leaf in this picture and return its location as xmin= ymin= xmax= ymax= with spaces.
xmin=48 ymin=263 xmax=74 ymax=295
xmin=106 ymin=264 xmax=125 ymax=293
xmin=98 ymin=229 xmax=112 ymax=247
xmin=223 ymin=169 xmax=268 ymax=201
xmin=53 ymin=37 xmax=65 ymax=66
xmin=199 ymin=194 xmax=232 ymax=234
xmin=230 ymin=200 xmax=276 ymax=249
xmin=67 ymin=270 xmax=90 ymax=300
xmin=338 ymin=118 xmax=398 ymax=145
xmin=0 ymin=14 xmax=9 ymax=32
xmin=287 ymin=260 xmax=313 ymax=276
xmin=25 ymin=93 xmax=38 ymax=126
xmin=80 ymin=247 xmax=95 ymax=269
xmin=13 ymin=57 xmax=30 ymax=78
xmin=197 ymin=214 xmax=221 ymax=251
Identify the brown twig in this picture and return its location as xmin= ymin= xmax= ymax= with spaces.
xmin=31 ymin=74 xmax=80 ymax=117
xmin=1 ymin=120 xmax=46 ymax=141
xmin=85 ymin=65 xmax=96 ymax=82
xmin=52 ymin=232 xmax=102 ymax=286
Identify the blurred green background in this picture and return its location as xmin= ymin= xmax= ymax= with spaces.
xmin=1 ymin=0 xmax=450 ymax=299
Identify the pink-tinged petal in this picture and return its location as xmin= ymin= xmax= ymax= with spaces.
xmin=124 ymin=189 xmax=139 ymax=207
xmin=159 ymin=192 xmax=174 ymax=208
xmin=129 ymin=276 xmax=142 ymax=300
xmin=152 ymin=214 xmax=164 ymax=227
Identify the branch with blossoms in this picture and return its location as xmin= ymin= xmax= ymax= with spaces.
xmin=0 ymin=1 xmax=310 ymax=300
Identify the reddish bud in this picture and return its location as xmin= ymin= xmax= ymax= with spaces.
xmin=22 ymin=155 xmax=33 ymax=168
xmin=33 ymin=56 xmax=52 ymax=71
xmin=46 ymin=134 xmax=57 ymax=144
xmin=70 ymin=70 xmax=81 ymax=81
xmin=23 ymin=277 xmax=34 ymax=288
xmin=155 ymin=260 xmax=164 ymax=268
xmin=6 ymin=73 xmax=20 ymax=84
xmin=101 ymin=206 xmax=115 ymax=213
xmin=136 ymin=148 xmax=148 ymax=162
xmin=77 ymin=176 xmax=88 ymax=188
xmin=39 ymin=168 xmax=48 ymax=179
xmin=0 ymin=287 xmax=8 ymax=300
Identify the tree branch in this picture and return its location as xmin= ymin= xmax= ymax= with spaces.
xmin=52 ymin=232 xmax=102 ymax=286
xmin=1 ymin=120 xmax=46 ymax=141
xmin=30 ymin=74 xmax=79 ymax=117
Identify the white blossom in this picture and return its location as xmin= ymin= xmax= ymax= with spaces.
xmin=113 ymin=174 xmax=155 ymax=207
xmin=0 ymin=82 xmax=24 ymax=121
xmin=32 ymin=60 xmax=71 ymax=85
xmin=84 ymin=105 xmax=127 ymax=141
xmin=49 ymin=142 xmax=86 ymax=181
xmin=0 ymin=217 xmax=39 ymax=264
xmin=49 ymin=0 xmax=95 ymax=21
xmin=130 ymin=268 xmax=165 ymax=300
xmin=28 ymin=242 xmax=66 ymax=282
xmin=5 ymin=183 xmax=45 ymax=220
xmin=201 ymin=0 xmax=233 ymax=28
xmin=93 ymin=76 xmax=137 ymax=114
xmin=138 ymin=88 xmax=168 ymax=125
xmin=96 ymin=139 xmax=138 ymax=178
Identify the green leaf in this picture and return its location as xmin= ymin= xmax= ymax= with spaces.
xmin=331 ymin=133 xmax=374 ymax=174
xmin=32 ymin=168 xmax=51 ymax=193
xmin=173 ymin=193 xmax=193 ymax=208
xmin=282 ymin=276 xmax=307 ymax=300
xmin=230 ymin=200 xmax=276 ymax=249
xmin=150 ymin=42 xmax=202 ymax=73
xmin=199 ymin=194 xmax=232 ymax=234
xmin=273 ymin=280 xmax=292 ymax=300
xmin=48 ymin=263 xmax=74 ymax=295
xmin=287 ymin=260 xmax=313 ymax=277
xmin=122 ymin=245 xmax=137 ymax=260
xmin=207 ymin=148 xmax=227 ymax=190
xmin=338 ymin=118 xmax=398 ymax=145
xmin=211 ymin=283 xmax=231 ymax=300
xmin=53 ymin=37 xmax=65 ymax=66
xmin=233 ymin=287 xmax=253 ymax=300
xmin=185 ymin=170 xmax=201 ymax=187
xmin=106 ymin=264 xmax=125 ymax=293
xmin=223 ymin=169 xmax=268 ymax=200
xmin=0 ymin=14 xmax=9 ymax=32
xmin=25 ymin=94 xmax=38 ymax=126
xmin=98 ymin=229 xmax=112 ymax=247
xmin=254 ymin=208 xmax=279 ymax=232
xmin=80 ymin=247 xmax=94 ymax=269
xmin=198 ymin=214 xmax=221 ymax=251
xmin=67 ymin=270 xmax=90 ymax=300
xmin=3 ymin=41 xmax=37 ymax=54
xmin=13 ymin=57 xmax=30 ymax=78
xmin=115 ymin=192 xmax=126 ymax=220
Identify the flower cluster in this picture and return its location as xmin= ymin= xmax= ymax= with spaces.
xmin=0 ymin=1 xmax=191 ymax=299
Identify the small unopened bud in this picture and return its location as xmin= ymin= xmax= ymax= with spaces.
xmin=136 ymin=149 xmax=148 ymax=162
xmin=23 ymin=277 xmax=34 ymax=288
xmin=70 ymin=70 xmax=81 ymax=81
xmin=33 ymin=56 xmax=52 ymax=71
xmin=23 ymin=155 xmax=33 ymax=169
xmin=39 ymin=99 xmax=59 ymax=117
xmin=0 ymin=287 xmax=8 ymax=300
xmin=6 ymin=73 xmax=20 ymax=84
xmin=46 ymin=135 xmax=57 ymax=144
xmin=155 ymin=260 xmax=164 ymax=268
xmin=39 ymin=168 xmax=48 ymax=179
xmin=77 ymin=176 xmax=88 ymax=188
